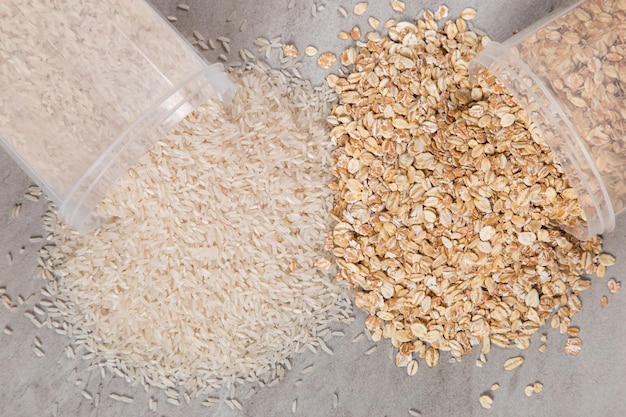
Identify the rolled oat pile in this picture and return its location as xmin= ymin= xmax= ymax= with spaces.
xmin=327 ymin=13 xmax=603 ymax=368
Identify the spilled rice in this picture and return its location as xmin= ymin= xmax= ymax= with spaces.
xmin=39 ymin=63 xmax=352 ymax=393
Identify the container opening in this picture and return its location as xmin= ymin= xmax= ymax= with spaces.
xmin=469 ymin=44 xmax=614 ymax=240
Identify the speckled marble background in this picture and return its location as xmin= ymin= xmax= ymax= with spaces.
xmin=2 ymin=1 xmax=625 ymax=416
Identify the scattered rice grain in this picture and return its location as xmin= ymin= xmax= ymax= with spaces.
xmin=109 ymin=393 xmax=134 ymax=403
xmin=11 ymin=203 xmax=21 ymax=218
xmin=365 ymin=345 xmax=378 ymax=355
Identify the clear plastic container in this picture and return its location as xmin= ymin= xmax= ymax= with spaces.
xmin=0 ymin=0 xmax=235 ymax=232
xmin=471 ymin=0 xmax=626 ymax=240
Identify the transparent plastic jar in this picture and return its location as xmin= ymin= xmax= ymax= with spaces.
xmin=0 ymin=0 xmax=235 ymax=232
xmin=471 ymin=0 xmax=626 ymax=240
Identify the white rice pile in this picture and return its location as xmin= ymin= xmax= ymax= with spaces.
xmin=40 ymin=63 xmax=352 ymax=393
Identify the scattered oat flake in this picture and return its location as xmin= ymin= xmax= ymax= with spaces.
xmin=368 ymin=17 xmax=379 ymax=30
xmin=433 ymin=5 xmax=449 ymax=21
xmin=317 ymin=52 xmax=336 ymax=69
xmin=538 ymin=343 xmax=547 ymax=352
xmin=524 ymin=385 xmax=534 ymax=397
xmin=490 ymin=383 xmax=499 ymax=391
xmin=341 ymin=47 xmax=357 ymax=66
xmin=390 ymin=0 xmax=406 ymax=14
xmin=503 ymin=356 xmax=525 ymax=370
xmin=479 ymin=394 xmax=493 ymax=409
xmin=564 ymin=337 xmax=582 ymax=355
xmin=533 ymin=382 xmax=543 ymax=393
xmin=337 ymin=6 xmax=347 ymax=17
xmin=351 ymin=25 xmax=361 ymax=40
xmin=283 ymin=44 xmax=298 ymax=57
xmin=305 ymin=46 xmax=318 ymax=56
xmin=601 ymin=295 xmax=609 ymax=307
xmin=567 ymin=327 xmax=580 ymax=337
xmin=461 ymin=7 xmax=477 ymax=20
xmin=423 ymin=8 xmax=434 ymax=21
xmin=406 ymin=359 xmax=418 ymax=376
xmin=599 ymin=253 xmax=616 ymax=266
xmin=353 ymin=2 xmax=368 ymax=16
xmin=384 ymin=18 xmax=396 ymax=28
xmin=409 ymin=409 xmax=421 ymax=417
xmin=608 ymin=278 xmax=621 ymax=293
xmin=338 ymin=31 xmax=350 ymax=40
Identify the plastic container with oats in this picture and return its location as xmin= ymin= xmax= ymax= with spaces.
xmin=471 ymin=0 xmax=626 ymax=240
xmin=0 ymin=0 xmax=235 ymax=232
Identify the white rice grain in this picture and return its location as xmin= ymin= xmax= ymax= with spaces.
xmin=232 ymin=398 xmax=242 ymax=410
xmin=166 ymin=397 xmax=180 ymax=406
xmin=24 ymin=193 xmax=39 ymax=202
xmin=192 ymin=30 xmax=205 ymax=42
xmin=365 ymin=345 xmax=378 ymax=355
xmin=109 ymin=393 xmax=134 ymax=403
xmin=11 ymin=203 xmax=22 ymax=219
xmin=41 ymin=64 xmax=351 ymax=395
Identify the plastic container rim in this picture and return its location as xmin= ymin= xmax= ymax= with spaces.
xmin=60 ymin=64 xmax=234 ymax=230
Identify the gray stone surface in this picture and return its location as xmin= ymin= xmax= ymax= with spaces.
xmin=1 ymin=1 xmax=625 ymax=416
